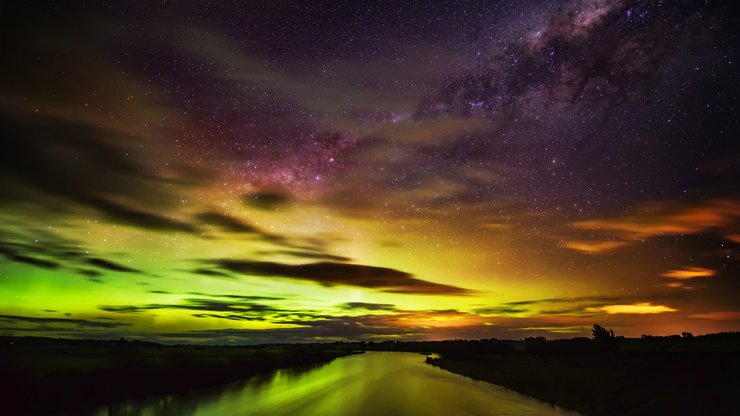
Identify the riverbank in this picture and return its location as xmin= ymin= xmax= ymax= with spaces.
xmin=1 ymin=336 xmax=357 ymax=415
xmin=427 ymin=352 xmax=738 ymax=415
xmin=94 ymin=351 xmax=580 ymax=416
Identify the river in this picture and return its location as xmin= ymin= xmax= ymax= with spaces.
xmin=92 ymin=352 xmax=580 ymax=416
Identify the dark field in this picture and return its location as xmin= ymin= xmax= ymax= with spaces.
xmin=3 ymin=333 xmax=740 ymax=415
xmin=0 ymin=337 xmax=356 ymax=415
xmin=426 ymin=334 xmax=740 ymax=416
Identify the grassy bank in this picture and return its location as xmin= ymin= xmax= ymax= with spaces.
xmin=1 ymin=337 xmax=357 ymax=415
xmin=428 ymin=351 xmax=739 ymax=415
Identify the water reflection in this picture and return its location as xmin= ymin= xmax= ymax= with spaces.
xmin=92 ymin=352 xmax=580 ymax=416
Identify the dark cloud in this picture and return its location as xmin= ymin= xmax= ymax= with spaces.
xmin=243 ymin=191 xmax=292 ymax=211
xmin=503 ymin=295 xmax=626 ymax=307
xmin=340 ymin=302 xmax=397 ymax=311
xmin=473 ymin=306 xmax=529 ymax=316
xmin=186 ymin=292 xmax=285 ymax=302
xmin=0 ymin=234 xmax=146 ymax=276
xmin=537 ymin=308 xmax=595 ymax=316
xmin=78 ymin=269 xmax=103 ymax=277
xmin=0 ymin=251 xmax=59 ymax=269
xmin=99 ymin=298 xmax=277 ymax=314
xmin=202 ymin=259 xmax=472 ymax=295
xmin=158 ymin=316 xmax=417 ymax=344
xmin=0 ymin=314 xmax=127 ymax=329
xmin=97 ymin=305 xmax=145 ymax=313
xmin=0 ymin=231 xmax=85 ymax=262
xmin=263 ymin=250 xmax=352 ymax=262
xmin=0 ymin=232 xmax=146 ymax=281
xmin=194 ymin=212 xmax=307 ymax=248
xmin=192 ymin=313 xmax=266 ymax=322
xmin=86 ymin=197 xmax=198 ymax=233
xmin=192 ymin=268 xmax=233 ymax=278
xmin=0 ymin=113 xmax=199 ymax=233
xmin=195 ymin=212 xmax=260 ymax=234
xmin=155 ymin=308 xmax=587 ymax=344
xmin=184 ymin=299 xmax=275 ymax=313
xmin=87 ymin=258 xmax=140 ymax=273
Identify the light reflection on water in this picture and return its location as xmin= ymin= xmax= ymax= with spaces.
xmin=92 ymin=352 xmax=581 ymax=416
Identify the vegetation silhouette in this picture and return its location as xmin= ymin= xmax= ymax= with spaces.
xmin=2 ymin=328 xmax=739 ymax=415
xmin=591 ymin=323 xmax=614 ymax=339
xmin=0 ymin=336 xmax=356 ymax=415
xmin=424 ymin=326 xmax=740 ymax=416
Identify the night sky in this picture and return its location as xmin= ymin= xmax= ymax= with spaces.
xmin=1 ymin=0 xmax=738 ymax=344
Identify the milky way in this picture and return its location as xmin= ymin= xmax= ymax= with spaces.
xmin=0 ymin=0 xmax=738 ymax=343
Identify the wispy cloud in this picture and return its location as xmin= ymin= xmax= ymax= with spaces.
xmin=586 ymin=303 xmax=677 ymax=315
xmin=339 ymin=302 xmax=397 ymax=311
xmin=201 ymin=259 xmax=473 ymax=295
xmin=563 ymin=199 xmax=740 ymax=253
xmin=516 ymin=326 xmax=588 ymax=334
xmin=661 ymin=267 xmax=716 ymax=280
xmin=87 ymin=258 xmax=140 ymax=273
xmin=0 ymin=314 xmax=129 ymax=329
xmin=195 ymin=212 xmax=261 ymax=234
xmin=690 ymin=311 xmax=740 ymax=321
xmin=561 ymin=240 xmax=629 ymax=253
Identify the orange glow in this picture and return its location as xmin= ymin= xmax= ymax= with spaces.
xmin=725 ymin=234 xmax=740 ymax=243
xmin=561 ymin=240 xmax=628 ymax=253
xmin=518 ymin=326 xmax=587 ymax=334
xmin=586 ymin=303 xmax=677 ymax=314
xmin=690 ymin=311 xmax=740 ymax=320
xmin=572 ymin=219 xmax=692 ymax=236
xmin=670 ymin=199 xmax=740 ymax=227
xmin=386 ymin=311 xmax=486 ymax=329
xmin=1 ymin=1 xmax=739 ymax=346
xmin=570 ymin=199 xmax=740 ymax=249
xmin=659 ymin=282 xmax=694 ymax=290
xmin=661 ymin=267 xmax=715 ymax=280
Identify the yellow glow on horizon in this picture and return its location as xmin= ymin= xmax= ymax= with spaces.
xmin=587 ymin=303 xmax=677 ymax=315
xmin=393 ymin=311 xmax=485 ymax=328
xmin=518 ymin=326 xmax=588 ymax=334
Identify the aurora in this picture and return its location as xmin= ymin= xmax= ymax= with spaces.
xmin=1 ymin=0 xmax=738 ymax=345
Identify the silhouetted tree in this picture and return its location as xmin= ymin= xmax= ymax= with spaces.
xmin=592 ymin=324 xmax=615 ymax=340
xmin=591 ymin=324 xmax=618 ymax=353
xmin=682 ymin=332 xmax=693 ymax=338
